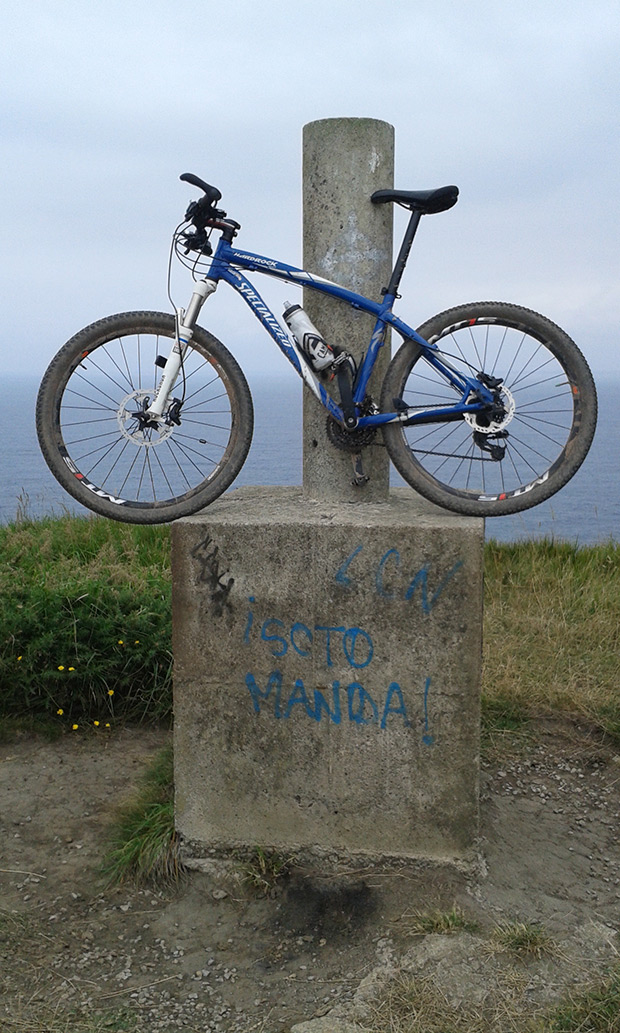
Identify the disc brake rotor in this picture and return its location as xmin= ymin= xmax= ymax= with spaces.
xmin=463 ymin=385 xmax=516 ymax=434
xmin=117 ymin=389 xmax=174 ymax=446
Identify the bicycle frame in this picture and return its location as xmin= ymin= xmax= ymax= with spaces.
xmin=151 ymin=232 xmax=496 ymax=425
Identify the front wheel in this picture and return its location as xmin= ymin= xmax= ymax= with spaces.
xmin=36 ymin=312 xmax=254 ymax=524
xmin=380 ymin=302 xmax=597 ymax=517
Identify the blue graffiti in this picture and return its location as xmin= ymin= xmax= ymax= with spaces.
xmin=336 ymin=545 xmax=463 ymax=614
xmin=335 ymin=545 xmax=363 ymax=587
xmin=245 ymin=671 xmax=421 ymax=732
xmin=244 ymin=603 xmax=375 ymax=670
xmin=404 ymin=563 xmax=464 ymax=616
xmin=376 ymin=548 xmax=400 ymax=598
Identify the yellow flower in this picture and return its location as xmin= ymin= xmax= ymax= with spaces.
xmin=105 ymin=723 xmax=111 ymax=728
xmin=108 ymin=689 xmax=114 ymax=696
xmin=17 ymin=656 xmax=22 ymax=661
xmin=58 ymin=665 xmax=65 ymax=671
xmin=118 ymin=639 xmax=124 ymax=645
xmin=57 ymin=708 xmax=64 ymax=716
xmin=134 ymin=640 xmax=140 ymax=645
xmin=68 ymin=666 xmax=75 ymax=671
xmin=93 ymin=721 xmax=100 ymax=727
xmin=72 ymin=724 xmax=79 ymax=730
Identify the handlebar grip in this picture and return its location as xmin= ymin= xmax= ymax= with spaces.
xmin=180 ymin=173 xmax=222 ymax=204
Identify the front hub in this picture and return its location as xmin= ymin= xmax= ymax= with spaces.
xmin=118 ymin=390 xmax=175 ymax=445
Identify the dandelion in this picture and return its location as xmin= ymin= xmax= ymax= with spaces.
xmin=68 ymin=666 xmax=75 ymax=671
xmin=134 ymin=640 xmax=140 ymax=645
xmin=105 ymin=723 xmax=111 ymax=728
xmin=17 ymin=656 xmax=22 ymax=661
xmin=108 ymin=689 xmax=114 ymax=696
xmin=118 ymin=639 xmax=124 ymax=645
xmin=93 ymin=721 xmax=100 ymax=727
xmin=58 ymin=665 xmax=65 ymax=671
xmin=57 ymin=708 xmax=64 ymax=716
xmin=72 ymin=724 xmax=79 ymax=731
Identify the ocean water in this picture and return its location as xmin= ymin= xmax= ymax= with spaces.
xmin=2 ymin=370 xmax=618 ymax=544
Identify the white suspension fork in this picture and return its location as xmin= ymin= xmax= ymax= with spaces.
xmin=146 ymin=278 xmax=218 ymax=418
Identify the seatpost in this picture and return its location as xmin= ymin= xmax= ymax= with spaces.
xmin=384 ymin=209 xmax=422 ymax=298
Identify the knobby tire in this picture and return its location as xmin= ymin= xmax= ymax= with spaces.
xmin=380 ymin=302 xmax=597 ymax=517
xmin=36 ymin=312 xmax=254 ymax=524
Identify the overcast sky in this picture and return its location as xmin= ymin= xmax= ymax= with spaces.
xmin=1 ymin=0 xmax=618 ymax=379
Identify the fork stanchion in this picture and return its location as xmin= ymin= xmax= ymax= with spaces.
xmin=302 ymin=117 xmax=394 ymax=503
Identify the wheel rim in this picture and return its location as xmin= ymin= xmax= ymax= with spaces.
xmin=55 ymin=330 xmax=237 ymax=509
xmin=399 ymin=316 xmax=580 ymax=503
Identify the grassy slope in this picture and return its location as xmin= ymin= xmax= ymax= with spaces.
xmin=1 ymin=514 xmax=619 ymax=742
xmin=484 ymin=537 xmax=620 ymax=742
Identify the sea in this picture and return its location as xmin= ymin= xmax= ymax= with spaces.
xmin=3 ymin=371 xmax=618 ymax=544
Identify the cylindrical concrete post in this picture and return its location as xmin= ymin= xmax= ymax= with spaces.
xmin=302 ymin=118 xmax=394 ymax=503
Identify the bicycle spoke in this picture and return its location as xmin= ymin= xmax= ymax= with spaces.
xmin=49 ymin=321 xmax=245 ymax=514
xmin=385 ymin=305 xmax=594 ymax=507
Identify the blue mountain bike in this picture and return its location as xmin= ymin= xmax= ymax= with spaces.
xmin=36 ymin=173 xmax=597 ymax=524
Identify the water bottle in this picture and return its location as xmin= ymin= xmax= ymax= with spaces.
xmin=283 ymin=303 xmax=334 ymax=371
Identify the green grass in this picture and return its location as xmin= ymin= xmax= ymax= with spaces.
xmin=0 ymin=514 xmax=172 ymax=725
xmin=235 ymin=845 xmax=296 ymax=896
xmin=101 ymin=745 xmax=182 ymax=887
xmin=490 ymin=919 xmax=556 ymax=959
xmin=406 ymin=904 xmax=479 ymax=936
xmin=542 ymin=968 xmax=620 ymax=1031
xmin=483 ymin=539 xmax=620 ymax=745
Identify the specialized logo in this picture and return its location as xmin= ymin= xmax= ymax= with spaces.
xmin=236 ymin=282 xmax=293 ymax=347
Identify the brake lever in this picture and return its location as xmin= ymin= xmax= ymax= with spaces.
xmin=181 ymin=228 xmax=212 ymax=256
xmin=184 ymin=199 xmax=227 ymax=225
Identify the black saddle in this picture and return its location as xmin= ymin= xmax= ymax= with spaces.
xmin=371 ymin=185 xmax=459 ymax=214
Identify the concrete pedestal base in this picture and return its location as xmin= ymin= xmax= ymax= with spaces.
xmin=172 ymin=487 xmax=483 ymax=863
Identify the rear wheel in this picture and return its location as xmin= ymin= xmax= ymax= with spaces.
xmin=380 ymin=302 xmax=597 ymax=516
xmin=36 ymin=311 xmax=254 ymax=523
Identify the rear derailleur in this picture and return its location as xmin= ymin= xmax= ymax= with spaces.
xmin=472 ymin=429 xmax=509 ymax=461
xmin=467 ymin=373 xmax=515 ymax=462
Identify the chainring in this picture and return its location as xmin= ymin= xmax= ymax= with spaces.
xmin=326 ymin=416 xmax=377 ymax=452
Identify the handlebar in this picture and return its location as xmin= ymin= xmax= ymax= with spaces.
xmin=178 ymin=173 xmax=240 ymax=252
xmin=180 ymin=172 xmax=222 ymax=205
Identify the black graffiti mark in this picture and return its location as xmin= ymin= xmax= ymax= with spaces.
xmin=191 ymin=536 xmax=234 ymax=616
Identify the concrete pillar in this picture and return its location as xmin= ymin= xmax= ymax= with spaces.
xmin=171 ymin=121 xmax=484 ymax=869
xmin=173 ymin=488 xmax=483 ymax=864
xmin=302 ymin=118 xmax=394 ymax=503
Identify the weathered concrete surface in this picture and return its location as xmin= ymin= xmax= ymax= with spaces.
xmin=302 ymin=118 xmax=394 ymax=502
xmin=172 ymin=487 xmax=483 ymax=863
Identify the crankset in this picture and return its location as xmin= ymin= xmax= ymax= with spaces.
xmin=325 ymin=416 xmax=377 ymax=488
xmin=325 ymin=415 xmax=377 ymax=452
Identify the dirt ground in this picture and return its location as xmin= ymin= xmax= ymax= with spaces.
xmin=1 ymin=723 xmax=619 ymax=1032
